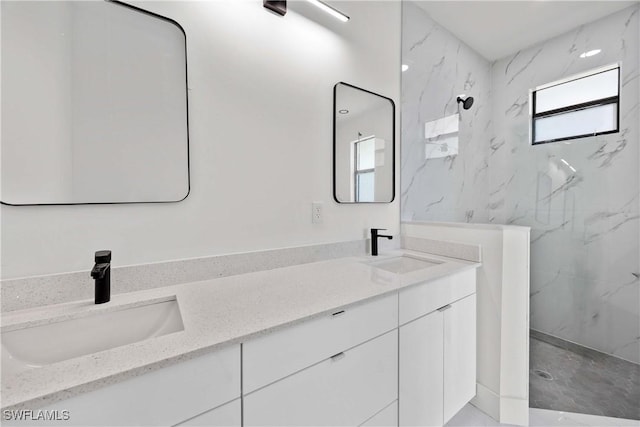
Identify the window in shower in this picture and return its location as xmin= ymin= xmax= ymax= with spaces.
xmin=530 ymin=64 xmax=620 ymax=145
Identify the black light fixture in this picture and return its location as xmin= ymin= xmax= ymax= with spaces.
xmin=264 ymin=0 xmax=287 ymax=16
xmin=264 ymin=0 xmax=349 ymax=23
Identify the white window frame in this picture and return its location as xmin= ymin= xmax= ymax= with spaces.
xmin=529 ymin=63 xmax=620 ymax=145
xmin=352 ymin=135 xmax=376 ymax=202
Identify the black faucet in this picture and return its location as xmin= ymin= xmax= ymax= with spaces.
xmin=90 ymin=250 xmax=111 ymax=304
xmin=371 ymin=228 xmax=393 ymax=256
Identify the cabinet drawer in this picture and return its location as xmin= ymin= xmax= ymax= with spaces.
xmin=244 ymin=329 xmax=398 ymax=427
xmin=176 ymin=398 xmax=240 ymax=427
xmin=399 ymin=269 xmax=475 ymax=325
xmin=243 ymin=293 xmax=398 ymax=393
xmin=361 ymin=401 xmax=398 ymax=427
xmin=24 ymin=345 xmax=241 ymax=427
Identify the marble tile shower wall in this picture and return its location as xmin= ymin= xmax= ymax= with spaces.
xmin=492 ymin=6 xmax=639 ymax=364
xmin=402 ymin=2 xmax=640 ymax=363
xmin=401 ymin=1 xmax=493 ymax=223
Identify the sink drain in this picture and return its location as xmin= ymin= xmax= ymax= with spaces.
xmin=533 ymin=369 xmax=553 ymax=380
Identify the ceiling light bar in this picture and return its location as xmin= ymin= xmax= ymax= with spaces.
xmin=306 ymin=0 xmax=349 ymax=22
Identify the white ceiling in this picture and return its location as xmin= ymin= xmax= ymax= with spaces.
xmin=413 ymin=1 xmax=639 ymax=61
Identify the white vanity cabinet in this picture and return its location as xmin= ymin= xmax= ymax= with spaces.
xmin=244 ymin=330 xmax=398 ymax=426
xmin=243 ymin=293 xmax=398 ymax=394
xmin=399 ymin=270 xmax=477 ymax=427
xmin=243 ymin=294 xmax=399 ymax=427
xmin=14 ymin=345 xmax=241 ymax=427
xmin=6 ymin=264 xmax=478 ymax=427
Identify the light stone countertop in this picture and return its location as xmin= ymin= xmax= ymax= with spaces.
xmin=1 ymin=250 xmax=480 ymax=411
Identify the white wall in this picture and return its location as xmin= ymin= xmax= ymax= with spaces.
xmin=0 ymin=0 xmax=401 ymax=279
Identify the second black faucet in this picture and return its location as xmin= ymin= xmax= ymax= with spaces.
xmin=90 ymin=250 xmax=111 ymax=304
xmin=371 ymin=228 xmax=393 ymax=256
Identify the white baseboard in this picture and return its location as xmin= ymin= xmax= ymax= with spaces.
xmin=500 ymin=396 xmax=529 ymax=426
xmin=470 ymin=383 xmax=500 ymax=421
xmin=470 ymin=383 xmax=529 ymax=426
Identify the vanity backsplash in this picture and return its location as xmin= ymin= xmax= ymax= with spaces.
xmin=1 ymin=238 xmax=401 ymax=312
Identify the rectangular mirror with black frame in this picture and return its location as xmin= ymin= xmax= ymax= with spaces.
xmin=333 ymin=82 xmax=395 ymax=204
xmin=0 ymin=0 xmax=189 ymax=205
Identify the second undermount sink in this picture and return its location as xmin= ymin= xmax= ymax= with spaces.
xmin=370 ymin=254 xmax=443 ymax=274
xmin=1 ymin=297 xmax=184 ymax=377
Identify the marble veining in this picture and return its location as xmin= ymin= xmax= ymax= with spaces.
xmin=402 ymin=1 xmax=640 ymax=363
xmin=507 ymin=48 xmax=544 ymax=86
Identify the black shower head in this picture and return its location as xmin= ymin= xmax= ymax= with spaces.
xmin=457 ymin=95 xmax=474 ymax=110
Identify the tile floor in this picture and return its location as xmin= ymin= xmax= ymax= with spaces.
xmin=529 ymin=331 xmax=640 ymax=420
xmin=446 ymin=404 xmax=640 ymax=427
xmin=446 ymin=330 xmax=640 ymax=426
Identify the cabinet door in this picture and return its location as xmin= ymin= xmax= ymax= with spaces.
xmin=176 ymin=399 xmax=240 ymax=427
xmin=244 ymin=330 xmax=398 ymax=427
xmin=443 ymin=294 xmax=476 ymax=423
xmin=399 ymin=311 xmax=443 ymax=427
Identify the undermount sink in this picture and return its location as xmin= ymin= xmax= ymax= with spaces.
xmin=2 ymin=297 xmax=184 ymax=377
xmin=370 ymin=255 xmax=443 ymax=274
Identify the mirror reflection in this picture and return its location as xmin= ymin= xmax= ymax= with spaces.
xmin=333 ymin=83 xmax=395 ymax=203
xmin=0 ymin=1 xmax=189 ymax=205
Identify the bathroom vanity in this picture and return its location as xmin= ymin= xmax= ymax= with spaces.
xmin=1 ymin=251 xmax=478 ymax=427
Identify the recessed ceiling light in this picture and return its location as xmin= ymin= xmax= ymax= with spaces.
xmin=579 ymin=49 xmax=601 ymax=58
xmin=338 ymin=109 xmax=349 ymax=114
xmin=402 ymin=64 xmax=409 ymax=72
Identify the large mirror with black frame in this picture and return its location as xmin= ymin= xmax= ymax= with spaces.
xmin=0 ymin=0 xmax=189 ymax=205
xmin=333 ymin=82 xmax=395 ymax=203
